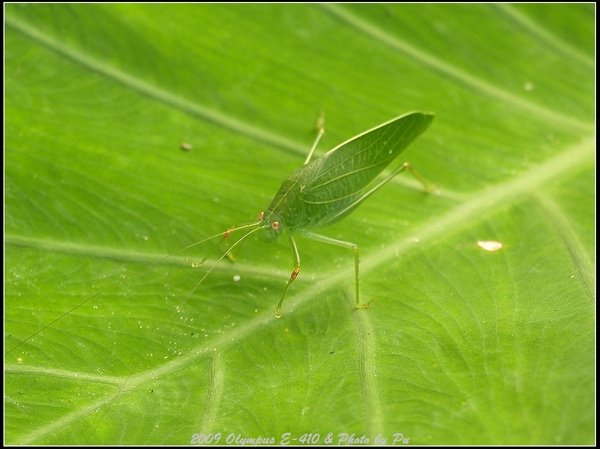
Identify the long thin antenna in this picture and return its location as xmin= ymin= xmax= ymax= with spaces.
xmin=6 ymin=221 xmax=261 ymax=355
xmin=185 ymin=224 xmax=265 ymax=300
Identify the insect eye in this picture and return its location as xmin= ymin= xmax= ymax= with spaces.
xmin=271 ymin=221 xmax=280 ymax=231
xmin=257 ymin=211 xmax=265 ymax=220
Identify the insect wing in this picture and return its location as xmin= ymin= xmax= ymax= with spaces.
xmin=299 ymin=112 xmax=434 ymax=225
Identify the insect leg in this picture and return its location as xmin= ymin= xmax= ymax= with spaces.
xmin=300 ymin=231 xmax=372 ymax=310
xmin=276 ymin=234 xmax=301 ymax=318
xmin=322 ymin=162 xmax=432 ymax=225
xmin=401 ymin=162 xmax=433 ymax=193
xmin=304 ymin=113 xmax=325 ymax=165
xmin=219 ymin=228 xmax=241 ymax=262
xmin=185 ymin=225 xmax=263 ymax=300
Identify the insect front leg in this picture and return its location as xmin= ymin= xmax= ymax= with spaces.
xmin=276 ymin=234 xmax=301 ymax=318
xmin=300 ymin=231 xmax=373 ymax=311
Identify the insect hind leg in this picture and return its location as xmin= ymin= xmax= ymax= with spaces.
xmin=400 ymin=162 xmax=434 ymax=193
xmin=300 ymin=231 xmax=373 ymax=311
xmin=370 ymin=161 xmax=433 ymax=196
xmin=315 ymin=161 xmax=433 ymax=227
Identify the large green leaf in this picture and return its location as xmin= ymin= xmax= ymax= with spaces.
xmin=5 ymin=4 xmax=594 ymax=445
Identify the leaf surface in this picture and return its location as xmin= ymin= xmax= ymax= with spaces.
xmin=5 ymin=4 xmax=595 ymax=445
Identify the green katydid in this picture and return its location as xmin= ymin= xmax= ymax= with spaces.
xmin=190 ymin=110 xmax=434 ymax=317
xmin=260 ymin=111 xmax=433 ymax=317
xmin=8 ymin=111 xmax=433 ymax=354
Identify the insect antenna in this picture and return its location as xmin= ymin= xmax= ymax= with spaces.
xmin=6 ymin=221 xmax=261 ymax=355
xmin=184 ymin=223 xmax=266 ymax=300
xmin=196 ymin=221 xmax=259 ymax=266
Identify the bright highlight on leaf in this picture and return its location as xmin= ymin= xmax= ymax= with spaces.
xmin=476 ymin=240 xmax=503 ymax=251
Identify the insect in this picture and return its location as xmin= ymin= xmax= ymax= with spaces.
xmin=189 ymin=111 xmax=434 ymax=317
xmin=8 ymin=111 xmax=433 ymax=353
